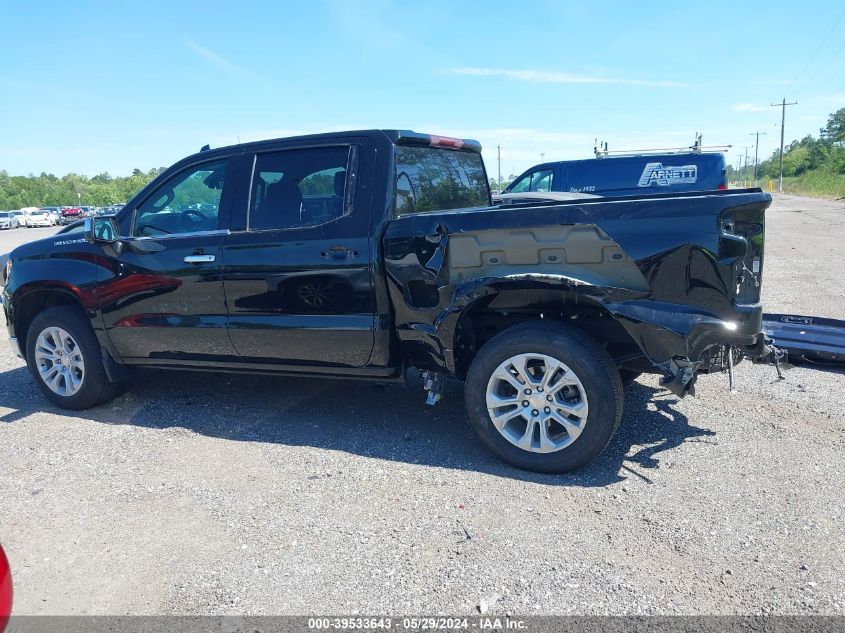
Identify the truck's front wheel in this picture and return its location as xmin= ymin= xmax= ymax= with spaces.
xmin=25 ymin=306 xmax=119 ymax=410
xmin=465 ymin=322 xmax=623 ymax=473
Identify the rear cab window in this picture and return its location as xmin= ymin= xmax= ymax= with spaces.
xmin=394 ymin=146 xmax=489 ymax=216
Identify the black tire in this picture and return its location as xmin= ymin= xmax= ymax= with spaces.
xmin=465 ymin=321 xmax=623 ymax=473
xmin=619 ymin=369 xmax=642 ymax=386
xmin=25 ymin=306 xmax=119 ymax=410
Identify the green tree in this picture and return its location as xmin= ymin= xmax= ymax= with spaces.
xmin=0 ymin=167 xmax=164 ymax=210
xmin=820 ymin=108 xmax=845 ymax=145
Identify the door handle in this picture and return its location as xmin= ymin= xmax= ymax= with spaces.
xmin=321 ymin=246 xmax=357 ymax=260
xmin=184 ymin=254 xmax=216 ymax=264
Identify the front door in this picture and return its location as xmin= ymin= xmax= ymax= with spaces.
xmin=222 ymin=143 xmax=375 ymax=368
xmin=100 ymin=156 xmax=239 ymax=362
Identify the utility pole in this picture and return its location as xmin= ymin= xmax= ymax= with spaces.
xmin=770 ymin=98 xmax=797 ymax=192
xmin=496 ymin=145 xmax=502 ymax=192
xmin=749 ymin=131 xmax=767 ymax=187
xmin=742 ymin=146 xmax=750 ymax=187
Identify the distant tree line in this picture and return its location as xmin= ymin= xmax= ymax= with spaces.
xmin=0 ymin=167 xmax=165 ymax=210
xmin=730 ymin=108 xmax=845 ymax=181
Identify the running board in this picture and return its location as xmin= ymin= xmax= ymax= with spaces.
xmin=762 ymin=313 xmax=845 ymax=365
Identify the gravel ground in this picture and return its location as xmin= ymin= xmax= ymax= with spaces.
xmin=0 ymin=195 xmax=843 ymax=616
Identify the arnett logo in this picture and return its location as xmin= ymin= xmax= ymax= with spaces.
xmin=638 ymin=162 xmax=698 ymax=187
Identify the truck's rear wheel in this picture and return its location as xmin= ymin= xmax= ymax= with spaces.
xmin=465 ymin=322 xmax=623 ymax=473
xmin=25 ymin=306 xmax=119 ymax=410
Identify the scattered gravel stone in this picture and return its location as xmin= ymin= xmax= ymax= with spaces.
xmin=0 ymin=196 xmax=843 ymax=615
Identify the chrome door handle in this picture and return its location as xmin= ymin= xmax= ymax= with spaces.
xmin=184 ymin=254 xmax=216 ymax=264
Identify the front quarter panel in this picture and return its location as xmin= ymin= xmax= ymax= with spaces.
xmin=3 ymin=232 xmax=106 ymax=349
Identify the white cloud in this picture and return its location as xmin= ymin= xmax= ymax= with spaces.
xmin=732 ymin=103 xmax=770 ymax=112
xmin=807 ymin=92 xmax=845 ymax=107
xmin=445 ymin=67 xmax=689 ymax=88
xmin=185 ymin=39 xmax=246 ymax=74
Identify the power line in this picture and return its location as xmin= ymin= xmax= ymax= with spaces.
xmin=750 ymin=131 xmax=767 ymax=187
xmin=793 ymin=6 xmax=845 ymax=85
xmin=798 ymin=37 xmax=845 ymax=99
xmin=747 ymin=10 xmax=843 ymax=140
xmin=770 ymin=99 xmax=798 ymax=193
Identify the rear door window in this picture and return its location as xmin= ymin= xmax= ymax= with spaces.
xmin=249 ymin=146 xmax=352 ymax=230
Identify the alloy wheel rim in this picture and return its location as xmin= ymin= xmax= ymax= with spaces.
xmin=485 ymin=353 xmax=589 ymax=454
xmin=34 ymin=327 xmax=85 ymax=396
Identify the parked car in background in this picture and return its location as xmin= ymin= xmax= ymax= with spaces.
xmin=41 ymin=207 xmax=61 ymax=221
xmin=23 ymin=209 xmax=53 ymax=227
xmin=0 ymin=212 xmax=20 ymax=229
xmin=497 ymin=150 xmax=728 ymax=201
xmin=58 ymin=207 xmax=83 ymax=225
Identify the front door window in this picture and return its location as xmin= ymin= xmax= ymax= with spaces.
xmin=133 ymin=160 xmax=229 ymax=237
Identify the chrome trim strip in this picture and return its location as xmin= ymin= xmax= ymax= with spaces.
xmin=128 ymin=229 xmax=228 ymax=241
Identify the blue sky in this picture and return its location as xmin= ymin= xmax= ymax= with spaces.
xmin=2 ymin=0 xmax=843 ymax=179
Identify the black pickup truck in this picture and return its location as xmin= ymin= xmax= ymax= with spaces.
xmin=1 ymin=130 xmax=775 ymax=472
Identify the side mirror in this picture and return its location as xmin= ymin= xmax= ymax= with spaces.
xmin=84 ymin=215 xmax=120 ymax=244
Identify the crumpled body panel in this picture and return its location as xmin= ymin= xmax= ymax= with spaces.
xmin=383 ymin=189 xmax=771 ymax=392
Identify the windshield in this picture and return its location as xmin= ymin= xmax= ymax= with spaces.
xmin=394 ymin=146 xmax=489 ymax=215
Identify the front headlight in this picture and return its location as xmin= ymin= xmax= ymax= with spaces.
xmin=2 ymin=257 xmax=11 ymax=287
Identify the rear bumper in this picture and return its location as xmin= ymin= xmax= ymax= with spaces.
xmin=610 ymin=300 xmax=763 ymax=363
xmin=609 ymin=300 xmax=769 ymax=396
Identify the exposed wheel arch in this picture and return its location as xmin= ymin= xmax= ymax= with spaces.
xmin=451 ymin=287 xmax=646 ymax=379
xmin=12 ymin=288 xmax=86 ymax=361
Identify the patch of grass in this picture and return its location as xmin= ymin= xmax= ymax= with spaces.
xmin=766 ymin=171 xmax=845 ymax=199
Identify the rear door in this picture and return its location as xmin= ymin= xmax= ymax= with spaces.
xmin=221 ymin=140 xmax=376 ymax=367
xmin=564 ymin=158 xmax=643 ymax=195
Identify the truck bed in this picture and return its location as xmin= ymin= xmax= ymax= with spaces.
xmin=383 ymin=188 xmax=771 ymax=391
